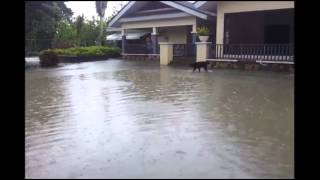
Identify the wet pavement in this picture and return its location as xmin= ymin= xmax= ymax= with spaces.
xmin=25 ymin=58 xmax=294 ymax=178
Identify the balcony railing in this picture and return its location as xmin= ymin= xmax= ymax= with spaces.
xmin=208 ymin=44 xmax=294 ymax=62
xmin=124 ymin=43 xmax=195 ymax=57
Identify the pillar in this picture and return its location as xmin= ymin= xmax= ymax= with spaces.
xmin=196 ymin=42 xmax=211 ymax=62
xmin=151 ymin=27 xmax=158 ymax=54
xmin=159 ymin=42 xmax=173 ymax=65
xmin=121 ymin=29 xmax=126 ymax=54
xmin=216 ymin=4 xmax=224 ymax=44
xmin=191 ymin=33 xmax=197 ymax=56
xmin=191 ymin=24 xmax=197 ymax=56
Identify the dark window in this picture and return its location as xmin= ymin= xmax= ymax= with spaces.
xmin=224 ymin=9 xmax=293 ymax=44
xmin=264 ymin=24 xmax=290 ymax=44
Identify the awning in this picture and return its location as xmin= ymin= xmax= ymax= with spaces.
xmin=106 ymin=31 xmax=150 ymax=41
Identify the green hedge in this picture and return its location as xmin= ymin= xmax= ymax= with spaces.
xmin=42 ymin=45 xmax=121 ymax=57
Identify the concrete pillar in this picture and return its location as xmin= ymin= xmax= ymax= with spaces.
xmin=191 ymin=33 xmax=197 ymax=56
xmin=121 ymin=29 xmax=126 ymax=54
xmin=216 ymin=3 xmax=224 ymax=44
xmin=196 ymin=42 xmax=211 ymax=62
xmin=159 ymin=42 xmax=173 ymax=65
xmin=151 ymin=27 xmax=158 ymax=54
xmin=191 ymin=23 xmax=197 ymax=56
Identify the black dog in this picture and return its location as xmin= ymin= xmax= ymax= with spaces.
xmin=190 ymin=61 xmax=209 ymax=72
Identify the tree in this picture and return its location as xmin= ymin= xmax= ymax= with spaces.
xmin=95 ymin=1 xmax=108 ymax=45
xmin=25 ymin=1 xmax=73 ymax=39
xmin=25 ymin=1 xmax=73 ymax=51
xmin=52 ymin=20 xmax=77 ymax=48
xmin=53 ymin=16 xmax=106 ymax=48
xmin=74 ymin=15 xmax=85 ymax=45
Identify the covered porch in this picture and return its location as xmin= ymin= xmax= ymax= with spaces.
xmin=107 ymin=19 xmax=200 ymax=60
xmin=106 ymin=1 xmax=216 ymax=61
xmin=207 ymin=2 xmax=295 ymax=64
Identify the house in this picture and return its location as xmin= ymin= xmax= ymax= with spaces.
xmin=107 ymin=1 xmax=294 ymax=64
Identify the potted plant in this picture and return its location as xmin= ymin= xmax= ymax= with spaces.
xmin=196 ymin=26 xmax=210 ymax=42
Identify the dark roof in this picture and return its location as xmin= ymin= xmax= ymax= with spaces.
xmin=174 ymin=1 xmax=214 ymax=17
xmin=108 ymin=1 xmax=213 ymax=27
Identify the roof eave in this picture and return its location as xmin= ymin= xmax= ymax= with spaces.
xmin=108 ymin=1 xmax=209 ymax=28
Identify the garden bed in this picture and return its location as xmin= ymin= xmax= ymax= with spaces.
xmin=42 ymin=45 xmax=121 ymax=63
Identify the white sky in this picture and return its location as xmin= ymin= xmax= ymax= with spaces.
xmin=65 ymin=1 xmax=129 ymax=20
xmin=65 ymin=1 xmax=195 ymax=21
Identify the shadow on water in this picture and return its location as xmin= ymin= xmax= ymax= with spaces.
xmin=25 ymin=59 xmax=294 ymax=178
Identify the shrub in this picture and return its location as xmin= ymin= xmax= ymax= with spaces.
xmin=196 ymin=26 xmax=210 ymax=36
xmin=39 ymin=51 xmax=59 ymax=67
xmin=42 ymin=45 xmax=121 ymax=57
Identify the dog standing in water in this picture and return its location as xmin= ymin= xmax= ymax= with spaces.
xmin=190 ymin=61 xmax=209 ymax=72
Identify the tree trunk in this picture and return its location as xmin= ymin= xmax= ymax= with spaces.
xmin=97 ymin=16 xmax=104 ymax=46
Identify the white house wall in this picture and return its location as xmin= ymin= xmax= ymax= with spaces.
xmin=158 ymin=26 xmax=188 ymax=44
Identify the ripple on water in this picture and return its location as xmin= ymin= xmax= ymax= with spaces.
xmin=25 ymin=60 xmax=294 ymax=178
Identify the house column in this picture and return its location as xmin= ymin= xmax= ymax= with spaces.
xmin=159 ymin=42 xmax=173 ymax=65
xmin=151 ymin=27 xmax=158 ymax=54
xmin=191 ymin=24 xmax=197 ymax=56
xmin=216 ymin=4 xmax=224 ymax=44
xmin=196 ymin=42 xmax=211 ymax=62
xmin=121 ymin=29 xmax=126 ymax=54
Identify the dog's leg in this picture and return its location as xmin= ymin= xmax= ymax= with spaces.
xmin=204 ymin=65 xmax=208 ymax=72
xmin=193 ymin=66 xmax=196 ymax=72
xmin=198 ymin=67 xmax=200 ymax=72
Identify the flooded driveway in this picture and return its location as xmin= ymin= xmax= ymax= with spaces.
xmin=25 ymin=59 xmax=294 ymax=178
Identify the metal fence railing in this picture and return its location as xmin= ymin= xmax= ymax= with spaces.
xmin=124 ymin=44 xmax=160 ymax=54
xmin=208 ymin=44 xmax=294 ymax=62
xmin=124 ymin=43 xmax=196 ymax=57
xmin=25 ymin=39 xmax=53 ymax=55
xmin=173 ymin=44 xmax=195 ymax=57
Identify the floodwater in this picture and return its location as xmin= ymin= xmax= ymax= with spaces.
xmin=25 ymin=58 xmax=294 ymax=178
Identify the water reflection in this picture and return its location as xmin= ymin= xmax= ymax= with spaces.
xmin=25 ymin=59 xmax=294 ymax=178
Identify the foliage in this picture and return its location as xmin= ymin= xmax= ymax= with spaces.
xmin=25 ymin=1 xmax=73 ymax=40
xmin=25 ymin=2 xmax=112 ymax=53
xmin=25 ymin=1 xmax=73 ymax=53
xmin=75 ymin=15 xmax=85 ymax=35
xmin=53 ymin=16 xmax=108 ymax=48
xmin=43 ymin=46 xmax=120 ymax=57
xmin=39 ymin=51 xmax=59 ymax=67
xmin=196 ymin=26 xmax=210 ymax=36
xmin=52 ymin=20 xmax=78 ymax=48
